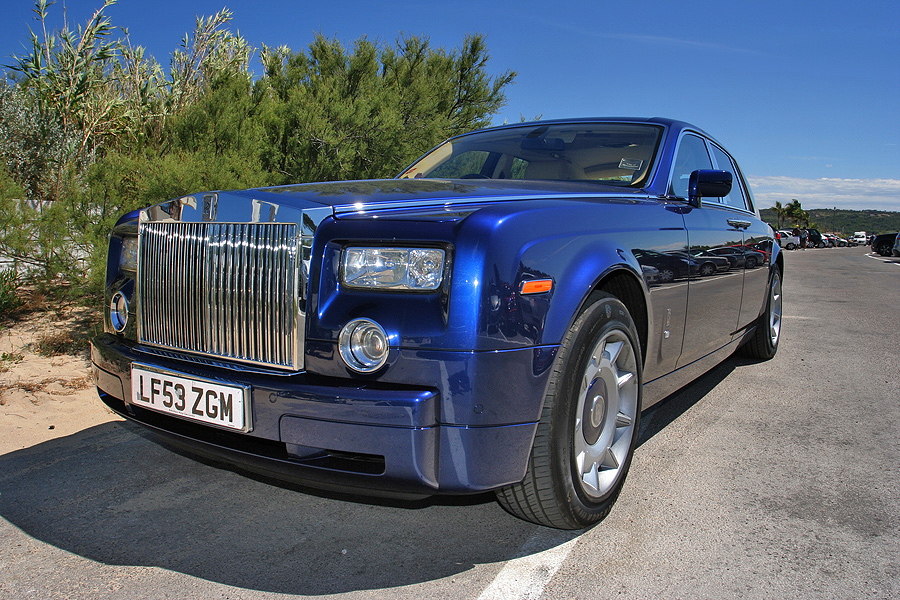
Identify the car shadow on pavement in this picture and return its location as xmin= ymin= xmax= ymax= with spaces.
xmin=637 ymin=358 xmax=737 ymax=447
xmin=0 ymin=420 xmax=545 ymax=595
xmin=0 ymin=360 xmax=736 ymax=595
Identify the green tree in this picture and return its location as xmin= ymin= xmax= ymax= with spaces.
xmin=6 ymin=0 xmax=125 ymax=200
xmin=785 ymin=199 xmax=807 ymax=227
xmin=1 ymin=3 xmax=516 ymax=293
xmin=260 ymin=33 xmax=515 ymax=183
xmin=167 ymin=8 xmax=253 ymax=115
xmin=772 ymin=200 xmax=785 ymax=229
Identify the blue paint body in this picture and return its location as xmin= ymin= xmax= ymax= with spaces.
xmin=92 ymin=118 xmax=780 ymax=498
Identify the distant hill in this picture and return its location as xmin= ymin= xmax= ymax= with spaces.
xmin=760 ymin=207 xmax=900 ymax=236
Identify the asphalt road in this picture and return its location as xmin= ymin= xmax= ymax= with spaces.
xmin=2 ymin=245 xmax=899 ymax=600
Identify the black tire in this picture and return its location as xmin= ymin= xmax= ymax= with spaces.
xmin=658 ymin=267 xmax=676 ymax=283
xmin=739 ymin=266 xmax=782 ymax=360
xmin=698 ymin=262 xmax=716 ymax=276
xmin=745 ymin=257 xmax=757 ymax=269
xmin=785 ymin=243 xmax=795 ymax=250
xmin=495 ymin=292 xmax=642 ymax=529
xmin=875 ymin=243 xmax=892 ymax=257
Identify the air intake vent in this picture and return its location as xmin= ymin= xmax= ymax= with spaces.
xmin=137 ymin=221 xmax=301 ymax=370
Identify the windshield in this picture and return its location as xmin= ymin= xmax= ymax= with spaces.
xmin=399 ymin=123 xmax=663 ymax=186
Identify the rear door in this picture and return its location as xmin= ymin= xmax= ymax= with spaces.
xmin=669 ymin=133 xmax=745 ymax=367
xmin=707 ymin=142 xmax=771 ymax=331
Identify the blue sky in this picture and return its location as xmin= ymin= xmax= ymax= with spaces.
xmin=2 ymin=0 xmax=898 ymax=211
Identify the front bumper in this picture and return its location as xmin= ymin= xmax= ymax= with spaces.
xmin=91 ymin=334 xmax=545 ymax=497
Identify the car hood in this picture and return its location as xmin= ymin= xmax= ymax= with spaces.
xmin=229 ymin=178 xmax=649 ymax=215
xmin=130 ymin=178 xmax=652 ymax=228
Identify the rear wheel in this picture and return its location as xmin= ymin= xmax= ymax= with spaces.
xmin=496 ymin=293 xmax=642 ymax=529
xmin=739 ymin=266 xmax=782 ymax=360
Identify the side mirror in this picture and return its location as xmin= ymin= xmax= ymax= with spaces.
xmin=688 ymin=170 xmax=732 ymax=208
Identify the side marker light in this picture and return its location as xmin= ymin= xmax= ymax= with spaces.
xmin=520 ymin=279 xmax=554 ymax=295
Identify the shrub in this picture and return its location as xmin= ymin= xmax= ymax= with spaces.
xmin=0 ymin=270 xmax=24 ymax=318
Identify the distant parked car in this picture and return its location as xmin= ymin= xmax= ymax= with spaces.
xmin=632 ymin=249 xmax=691 ymax=283
xmin=851 ymin=232 xmax=867 ymax=245
xmin=707 ymin=246 xmax=766 ymax=269
xmin=821 ymin=234 xmax=836 ymax=248
xmin=806 ymin=228 xmax=825 ymax=248
xmin=894 ymin=232 xmax=900 ymax=257
xmin=872 ymin=232 xmax=900 ymax=257
xmin=741 ymin=239 xmax=774 ymax=261
xmin=776 ymin=230 xmax=799 ymax=250
xmin=684 ymin=250 xmax=732 ymax=275
xmin=834 ymin=236 xmax=848 ymax=247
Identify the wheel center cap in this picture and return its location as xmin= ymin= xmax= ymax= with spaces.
xmin=582 ymin=377 xmax=609 ymax=446
xmin=590 ymin=393 xmax=606 ymax=429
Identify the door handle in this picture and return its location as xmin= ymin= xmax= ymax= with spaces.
xmin=727 ymin=219 xmax=751 ymax=229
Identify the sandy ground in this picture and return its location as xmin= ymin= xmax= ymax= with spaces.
xmin=0 ymin=307 xmax=121 ymax=455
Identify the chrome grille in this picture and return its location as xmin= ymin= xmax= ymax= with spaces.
xmin=137 ymin=221 xmax=301 ymax=370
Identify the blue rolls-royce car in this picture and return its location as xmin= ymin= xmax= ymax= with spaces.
xmin=91 ymin=118 xmax=782 ymax=529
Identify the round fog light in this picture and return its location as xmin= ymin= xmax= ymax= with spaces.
xmin=339 ymin=318 xmax=389 ymax=373
xmin=110 ymin=291 xmax=129 ymax=333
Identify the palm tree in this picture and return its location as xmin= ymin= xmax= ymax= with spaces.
xmin=785 ymin=199 xmax=804 ymax=227
xmin=773 ymin=200 xmax=785 ymax=229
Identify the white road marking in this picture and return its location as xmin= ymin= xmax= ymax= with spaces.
xmin=477 ymin=529 xmax=579 ymax=600
xmin=864 ymin=251 xmax=900 ymax=265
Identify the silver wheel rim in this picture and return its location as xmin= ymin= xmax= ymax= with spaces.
xmin=574 ymin=328 xmax=639 ymax=499
xmin=769 ymin=272 xmax=783 ymax=346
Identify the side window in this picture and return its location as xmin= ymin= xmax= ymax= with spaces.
xmin=710 ymin=144 xmax=748 ymax=210
xmin=429 ymin=151 xmax=490 ymax=178
xmin=508 ymin=157 xmax=529 ymax=179
xmin=669 ymin=134 xmax=713 ymax=198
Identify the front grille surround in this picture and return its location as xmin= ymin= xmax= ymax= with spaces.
xmin=136 ymin=221 xmax=302 ymax=370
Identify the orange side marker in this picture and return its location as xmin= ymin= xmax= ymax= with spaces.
xmin=519 ymin=279 xmax=554 ymax=295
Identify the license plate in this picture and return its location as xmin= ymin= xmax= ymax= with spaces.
xmin=130 ymin=364 xmax=251 ymax=432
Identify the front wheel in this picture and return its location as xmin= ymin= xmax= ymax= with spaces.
xmin=496 ymin=293 xmax=642 ymax=529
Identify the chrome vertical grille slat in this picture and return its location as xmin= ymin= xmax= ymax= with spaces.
xmin=137 ymin=221 xmax=300 ymax=370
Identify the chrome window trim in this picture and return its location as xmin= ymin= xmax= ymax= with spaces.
xmin=666 ymin=131 xmax=757 ymax=216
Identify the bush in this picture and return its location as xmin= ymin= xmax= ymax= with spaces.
xmin=0 ymin=3 xmax=515 ymax=295
xmin=0 ymin=270 xmax=23 ymax=318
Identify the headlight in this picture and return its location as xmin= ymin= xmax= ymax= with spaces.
xmin=341 ymin=247 xmax=446 ymax=290
xmin=120 ymin=237 xmax=138 ymax=272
